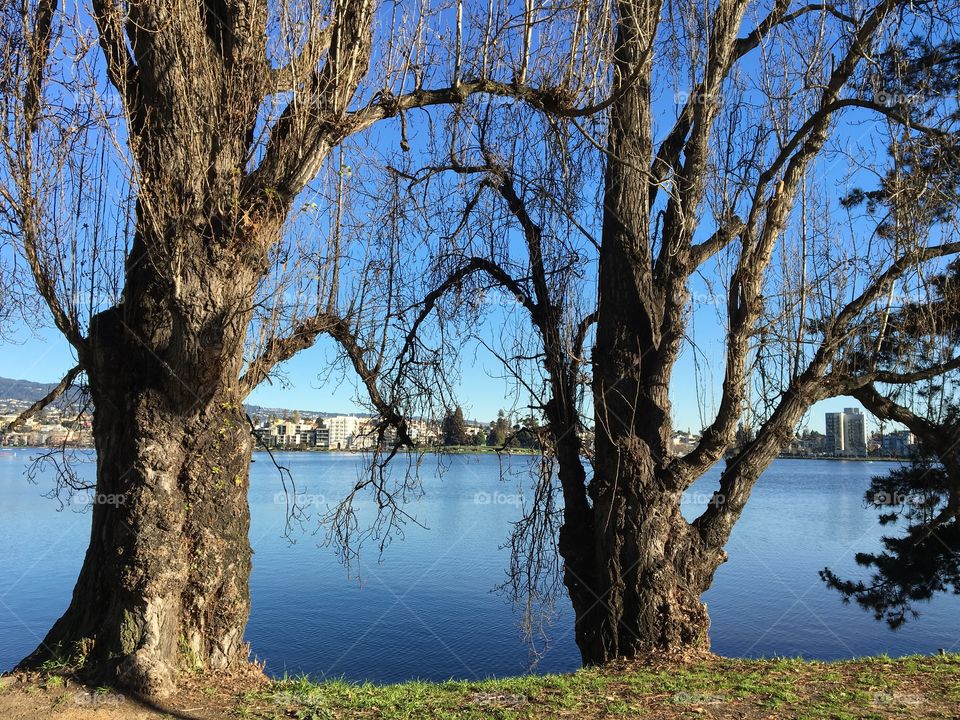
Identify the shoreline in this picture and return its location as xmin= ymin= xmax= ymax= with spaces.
xmin=253 ymin=445 xmax=540 ymax=455
xmin=776 ymin=454 xmax=910 ymax=462
xmin=3 ymin=446 xmax=913 ymax=462
xmin=0 ymin=444 xmax=541 ymax=456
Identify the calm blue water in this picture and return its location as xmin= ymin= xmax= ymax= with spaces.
xmin=1 ymin=451 xmax=958 ymax=683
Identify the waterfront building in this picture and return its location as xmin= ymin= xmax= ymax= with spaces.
xmin=824 ymin=408 xmax=867 ymax=456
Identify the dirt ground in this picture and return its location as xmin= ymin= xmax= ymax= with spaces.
xmin=0 ymin=669 xmax=265 ymax=720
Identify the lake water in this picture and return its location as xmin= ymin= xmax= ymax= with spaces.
xmin=1 ymin=451 xmax=958 ymax=683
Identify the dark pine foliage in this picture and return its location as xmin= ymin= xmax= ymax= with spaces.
xmin=820 ymin=450 xmax=960 ymax=629
xmin=441 ymin=406 xmax=469 ymax=446
xmin=822 ymin=36 xmax=960 ymax=628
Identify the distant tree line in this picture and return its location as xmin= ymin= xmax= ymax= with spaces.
xmin=440 ymin=407 xmax=539 ymax=450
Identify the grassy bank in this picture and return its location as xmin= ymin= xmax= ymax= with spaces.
xmin=2 ymin=654 xmax=958 ymax=719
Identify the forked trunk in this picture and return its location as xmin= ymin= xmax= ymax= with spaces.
xmin=564 ymin=0 xmax=724 ymax=650
xmin=563 ymin=448 xmax=719 ymax=665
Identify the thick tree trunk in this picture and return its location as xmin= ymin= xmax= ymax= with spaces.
xmin=18 ymin=239 xmax=262 ymax=695
xmin=13 ymin=0 xmax=374 ymax=697
xmin=564 ymin=0 xmax=720 ymax=660
xmin=590 ymin=491 xmax=710 ymax=661
xmin=567 ymin=451 xmax=720 ymax=665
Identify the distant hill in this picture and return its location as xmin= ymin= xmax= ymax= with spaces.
xmin=0 ymin=377 xmax=480 ymax=424
xmin=0 ymin=377 xmax=369 ymax=418
xmin=0 ymin=376 xmax=60 ymax=403
xmin=243 ymin=404 xmax=373 ymax=421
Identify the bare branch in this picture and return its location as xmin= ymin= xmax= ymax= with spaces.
xmin=271 ymin=21 xmax=334 ymax=92
xmin=5 ymin=364 xmax=81 ymax=432
xmin=90 ymin=0 xmax=141 ymax=131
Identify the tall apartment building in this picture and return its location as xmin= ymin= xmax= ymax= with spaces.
xmin=325 ymin=415 xmax=380 ymax=449
xmin=824 ymin=408 xmax=868 ymax=456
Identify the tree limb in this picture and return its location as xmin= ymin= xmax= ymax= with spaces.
xmin=271 ymin=21 xmax=334 ymax=92
xmin=849 ymin=382 xmax=939 ymax=437
xmin=678 ymin=0 xmax=908 ymax=482
xmin=690 ymin=238 xmax=960 ymax=545
xmin=240 ymin=314 xmax=337 ymax=393
xmin=90 ymin=0 xmax=141 ymax=133
xmin=4 ymin=364 xmax=82 ymax=432
xmin=19 ymin=0 xmax=86 ymax=353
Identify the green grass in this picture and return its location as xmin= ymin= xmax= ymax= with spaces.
xmin=42 ymin=675 xmax=64 ymax=690
xmin=231 ymin=654 xmax=960 ymax=719
xmin=4 ymin=654 xmax=957 ymax=718
xmin=413 ymin=445 xmax=539 ymax=455
xmin=36 ymin=639 xmax=91 ymax=674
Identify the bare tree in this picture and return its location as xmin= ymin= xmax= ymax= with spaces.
xmin=817 ymin=34 xmax=960 ymax=623
xmin=383 ymin=0 xmax=960 ymax=666
xmin=0 ymin=0 xmax=603 ymax=695
xmin=7 ymin=0 xmax=959 ymax=692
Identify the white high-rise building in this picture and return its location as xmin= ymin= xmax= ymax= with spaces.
xmin=324 ymin=415 xmax=381 ymax=449
xmin=824 ymin=408 xmax=867 ymax=456
xmin=325 ymin=415 xmax=362 ymax=449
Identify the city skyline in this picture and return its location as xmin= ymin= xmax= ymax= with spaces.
xmin=0 ymin=318 xmax=895 ymax=435
xmin=0 ymin=327 xmax=888 ymax=437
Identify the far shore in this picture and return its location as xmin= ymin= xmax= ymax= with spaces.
xmin=252 ymin=444 xmax=540 ymax=456
xmin=2 ymin=446 xmax=915 ymax=462
xmin=776 ymin=454 xmax=911 ymax=462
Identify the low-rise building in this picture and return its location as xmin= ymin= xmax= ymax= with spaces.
xmin=671 ymin=431 xmax=701 ymax=455
xmin=881 ymin=430 xmax=916 ymax=457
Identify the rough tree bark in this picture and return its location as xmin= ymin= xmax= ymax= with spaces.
xmin=561 ymin=0 xmax=960 ymax=665
xmin=568 ymin=0 xmax=747 ymax=662
xmin=17 ymin=220 xmax=270 ymax=692
xmin=9 ymin=0 xmax=286 ymax=690
xmin=5 ymin=0 xmax=350 ymax=694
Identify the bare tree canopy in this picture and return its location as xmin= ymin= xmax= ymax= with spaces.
xmin=0 ymin=0 xmax=613 ymax=695
xmin=820 ymin=35 xmax=960 ymax=620
xmin=369 ymin=0 xmax=960 ymax=665
xmin=4 ymin=0 xmax=960 ymax=695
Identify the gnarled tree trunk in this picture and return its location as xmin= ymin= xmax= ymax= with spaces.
xmin=567 ymin=381 xmax=726 ymax=664
xmin=20 ymin=388 xmax=253 ymax=695
xmin=577 ymin=476 xmax=717 ymax=663
xmin=18 ymin=224 xmax=266 ymax=694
